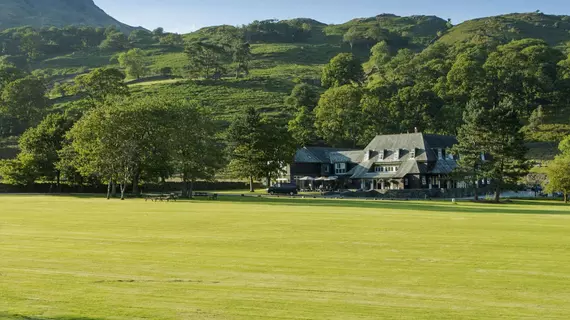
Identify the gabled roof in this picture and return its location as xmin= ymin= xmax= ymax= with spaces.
xmin=362 ymin=133 xmax=457 ymax=163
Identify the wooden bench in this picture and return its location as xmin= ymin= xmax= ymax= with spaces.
xmin=193 ymin=192 xmax=218 ymax=200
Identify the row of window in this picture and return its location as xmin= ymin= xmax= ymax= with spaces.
xmin=374 ymin=166 xmax=399 ymax=173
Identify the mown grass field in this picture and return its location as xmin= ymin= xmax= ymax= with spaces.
xmin=1 ymin=196 xmax=570 ymax=319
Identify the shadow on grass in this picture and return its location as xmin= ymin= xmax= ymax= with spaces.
xmin=2 ymin=193 xmax=568 ymax=216
xmin=0 ymin=313 xmax=104 ymax=320
xmin=209 ymin=196 xmax=570 ymax=216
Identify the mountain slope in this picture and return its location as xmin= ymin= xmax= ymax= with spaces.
xmin=0 ymin=0 xmax=139 ymax=32
xmin=439 ymin=13 xmax=570 ymax=47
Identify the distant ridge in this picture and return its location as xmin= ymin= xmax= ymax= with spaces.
xmin=0 ymin=0 xmax=141 ymax=32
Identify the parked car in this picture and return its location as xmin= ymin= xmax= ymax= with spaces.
xmin=267 ymin=183 xmax=298 ymax=195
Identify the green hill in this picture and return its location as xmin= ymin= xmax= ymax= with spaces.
xmin=439 ymin=12 xmax=570 ymax=48
xmin=0 ymin=0 xmax=139 ymax=32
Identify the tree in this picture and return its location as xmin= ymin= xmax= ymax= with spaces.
xmin=231 ymin=41 xmax=252 ymax=78
xmin=0 ymin=64 xmax=25 ymax=90
xmin=128 ymin=30 xmax=154 ymax=46
xmin=544 ymin=155 xmax=570 ymax=203
xmin=226 ymin=107 xmax=294 ymax=192
xmin=483 ymin=39 xmax=564 ymax=115
xmin=7 ymin=113 xmax=76 ymax=188
xmin=0 ymin=153 xmax=39 ymax=186
xmin=314 ymin=85 xmax=365 ymax=147
xmin=152 ymin=27 xmax=165 ymax=39
xmin=99 ymin=31 xmax=129 ymax=51
xmin=226 ymin=106 xmax=266 ymax=192
xmin=118 ymin=48 xmax=147 ymax=79
xmin=288 ymin=106 xmax=318 ymax=146
xmin=454 ymin=99 xmax=529 ymax=202
xmin=0 ymin=76 xmax=48 ymax=126
xmin=185 ymin=41 xmax=227 ymax=78
xmin=285 ymin=83 xmax=319 ymax=111
xmin=484 ymin=100 xmax=530 ymax=201
xmin=170 ymin=104 xmax=224 ymax=198
xmin=369 ymin=41 xmax=392 ymax=70
xmin=159 ymin=33 xmax=184 ymax=48
xmin=72 ymin=68 xmax=129 ymax=103
xmin=67 ymin=97 xmax=172 ymax=200
xmin=321 ymin=53 xmax=364 ymax=88
xmin=451 ymin=101 xmax=489 ymax=201
xmin=343 ymin=27 xmax=365 ymax=50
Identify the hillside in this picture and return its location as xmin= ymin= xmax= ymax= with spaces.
xmin=439 ymin=12 xmax=570 ymax=48
xmin=0 ymin=0 xmax=138 ymax=32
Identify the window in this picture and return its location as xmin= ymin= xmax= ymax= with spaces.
xmin=375 ymin=166 xmax=382 ymax=172
xmin=438 ymin=148 xmax=443 ymax=160
xmin=323 ymin=164 xmax=330 ymax=173
xmin=335 ymin=163 xmax=347 ymax=175
xmin=379 ymin=150 xmax=385 ymax=160
xmin=422 ymin=176 xmax=427 ymax=185
xmin=405 ymin=178 xmax=409 ymax=186
xmin=394 ymin=149 xmax=400 ymax=160
xmin=410 ymin=148 xmax=416 ymax=159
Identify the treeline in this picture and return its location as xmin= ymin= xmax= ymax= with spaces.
xmin=287 ymin=38 xmax=570 ymax=148
xmin=0 ymin=25 xmax=184 ymax=66
xmin=0 ymin=66 xmax=295 ymax=196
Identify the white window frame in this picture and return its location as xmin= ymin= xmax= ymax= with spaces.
xmin=335 ymin=163 xmax=347 ymax=175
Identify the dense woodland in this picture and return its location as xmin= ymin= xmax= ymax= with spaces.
xmin=1 ymin=12 xmax=570 ymax=201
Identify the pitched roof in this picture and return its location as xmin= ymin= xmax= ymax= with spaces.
xmin=431 ymin=159 xmax=458 ymax=174
xmin=294 ymin=147 xmax=361 ymax=164
xmin=329 ymin=150 xmax=364 ymax=163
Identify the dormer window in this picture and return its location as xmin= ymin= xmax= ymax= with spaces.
xmin=438 ymin=148 xmax=443 ymax=160
xmin=394 ymin=149 xmax=400 ymax=160
xmin=410 ymin=148 xmax=416 ymax=159
xmin=379 ymin=149 xmax=385 ymax=160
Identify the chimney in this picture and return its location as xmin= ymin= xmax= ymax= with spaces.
xmin=414 ymin=127 xmax=418 ymax=133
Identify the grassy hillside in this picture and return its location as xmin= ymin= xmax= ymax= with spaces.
xmin=2 ymin=196 xmax=570 ymax=319
xmin=439 ymin=13 xmax=570 ymax=48
xmin=324 ymin=14 xmax=448 ymax=48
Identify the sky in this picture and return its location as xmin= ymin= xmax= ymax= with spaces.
xmin=94 ymin=0 xmax=570 ymax=33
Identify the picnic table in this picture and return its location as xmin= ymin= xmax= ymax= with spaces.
xmin=145 ymin=193 xmax=178 ymax=202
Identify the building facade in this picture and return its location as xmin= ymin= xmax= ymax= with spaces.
xmin=287 ymin=133 xmax=465 ymax=191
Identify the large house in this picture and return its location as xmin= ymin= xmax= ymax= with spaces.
xmin=286 ymin=133 xmax=464 ymax=191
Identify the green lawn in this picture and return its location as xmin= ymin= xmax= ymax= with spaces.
xmin=1 ymin=196 xmax=570 ymax=319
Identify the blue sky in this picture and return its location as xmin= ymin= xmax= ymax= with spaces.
xmin=94 ymin=0 xmax=570 ymax=33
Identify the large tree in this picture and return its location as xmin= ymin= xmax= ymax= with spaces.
xmin=118 ymin=48 xmax=147 ymax=79
xmin=453 ymin=99 xmax=529 ymax=202
xmin=67 ymin=97 xmax=171 ymax=200
xmin=226 ymin=107 xmax=294 ymax=192
xmin=321 ymin=53 xmax=364 ymax=88
xmin=14 ymin=113 xmax=76 ymax=188
xmin=314 ymin=85 xmax=365 ymax=147
xmin=71 ymin=68 xmax=129 ymax=104
xmin=544 ymin=155 xmax=570 ymax=203
xmin=285 ymin=83 xmax=320 ymax=111
xmin=170 ymin=104 xmax=224 ymax=198
xmin=185 ymin=41 xmax=227 ymax=78
xmin=451 ymin=101 xmax=490 ymax=201
xmin=0 ymin=76 xmax=49 ymax=126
